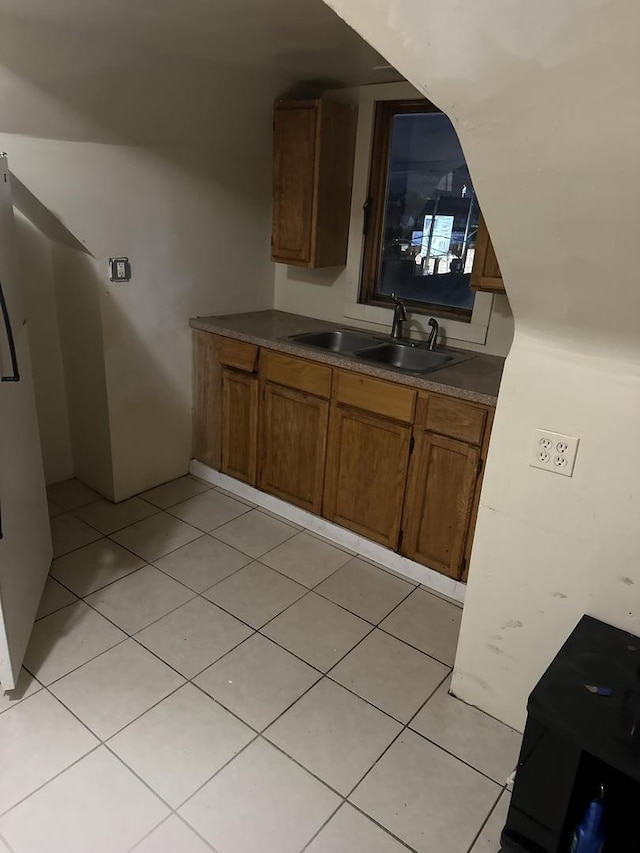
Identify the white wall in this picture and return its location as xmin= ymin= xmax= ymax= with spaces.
xmin=14 ymin=213 xmax=73 ymax=484
xmin=0 ymin=19 xmax=277 ymax=499
xmin=274 ymin=80 xmax=514 ymax=357
xmin=324 ymin=0 xmax=640 ymax=730
xmin=52 ymin=245 xmax=114 ymax=497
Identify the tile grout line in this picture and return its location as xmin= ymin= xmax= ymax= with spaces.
xmin=51 ymin=493 xmax=310 ymax=611
xmin=300 ymin=527 xmax=358 ymax=557
xmin=345 ymin=801 xmax=423 ymax=852
xmin=35 ymin=661 xmax=473 ymax=835
xmin=52 ymin=518 xmax=252 ymax=605
xmin=300 ymin=798 xmax=419 ymax=853
xmin=464 ymin=786 xmax=507 ymax=853
xmin=206 ymin=518 xmax=301 ymax=562
xmin=172 ymin=813 xmax=221 ymax=853
xmin=337 ymin=669 xmax=453 ymax=806
xmin=0 ymin=739 xmax=105 ymax=820
xmin=47 ymin=561 xmax=150 ymax=608
xmin=51 ymin=532 xmax=454 ymax=737
xmin=194 ymin=469 xmax=468 ymax=602
xmin=250 ymin=733 xmax=421 ymax=853
xmin=376 ymin=622 xmax=457 ymax=669
xmin=35 ymin=483 xmax=497 ymax=850
xmin=185 ymin=615 xmax=487 ymax=831
xmin=68 ymin=503 xmax=163 ymax=537
xmin=150 ymin=552 xmax=251 ymax=597
xmin=9 ymin=656 xmax=257 ymax=836
xmin=47 ymin=509 xmax=458 ymax=715
xmin=309 ymin=574 xmax=416 ymax=630
xmin=54 ymin=494 xmax=392 ymax=645
xmin=33 ymin=540 xmax=282 ymax=807
xmin=164 ymin=502 xmax=254 ymax=536
xmin=126 ymin=811 xmax=219 ymax=853
xmin=21 ymin=633 xmax=131 ymax=691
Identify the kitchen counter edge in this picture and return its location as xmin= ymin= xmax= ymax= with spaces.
xmin=189 ymin=310 xmax=504 ymax=406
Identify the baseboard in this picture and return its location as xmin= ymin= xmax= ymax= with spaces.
xmin=190 ymin=460 xmax=466 ymax=606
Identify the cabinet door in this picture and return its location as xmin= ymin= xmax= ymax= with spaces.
xmin=323 ymin=405 xmax=411 ymax=549
xmin=221 ymin=367 xmax=258 ymax=485
xmin=470 ymin=213 xmax=505 ymax=294
xmin=258 ymin=382 xmax=329 ymax=514
xmin=402 ymin=432 xmax=480 ymax=578
xmin=272 ymin=102 xmax=317 ymax=265
xmin=193 ymin=330 xmax=221 ymax=469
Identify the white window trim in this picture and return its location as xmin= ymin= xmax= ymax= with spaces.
xmin=343 ymin=286 xmax=494 ymax=347
xmin=340 ymin=81 xmax=493 ymax=347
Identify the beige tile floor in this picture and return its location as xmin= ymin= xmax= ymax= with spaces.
xmin=0 ymin=476 xmax=522 ymax=853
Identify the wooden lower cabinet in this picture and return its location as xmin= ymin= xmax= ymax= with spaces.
xmin=323 ymin=404 xmax=411 ymax=549
xmin=192 ymin=330 xmax=221 ymax=469
xmin=258 ymin=381 xmax=329 ymax=513
xmin=193 ymin=332 xmax=495 ymax=583
xmin=220 ymin=367 xmax=259 ymax=485
xmin=401 ymin=431 xmax=480 ymax=579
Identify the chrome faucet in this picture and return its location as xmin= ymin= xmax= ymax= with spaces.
xmin=390 ymin=294 xmax=407 ymax=340
xmin=426 ymin=318 xmax=439 ymax=350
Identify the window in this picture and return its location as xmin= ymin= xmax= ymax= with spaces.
xmin=360 ymin=99 xmax=480 ymax=321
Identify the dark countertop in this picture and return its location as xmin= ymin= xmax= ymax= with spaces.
xmin=189 ymin=310 xmax=505 ymax=406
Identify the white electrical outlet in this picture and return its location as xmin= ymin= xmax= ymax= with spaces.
xmin=530 ymin=429 xmax=579 ymax=477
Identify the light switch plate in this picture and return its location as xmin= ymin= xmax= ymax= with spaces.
xmin=109 ymin=257 xmax=131 ymax=282
xmin=530 ymin=429 xmax=579 ymax=477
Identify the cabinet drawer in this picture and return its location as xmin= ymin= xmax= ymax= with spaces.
xmin=261 ymin=350 xmax=332 ymax=398
xmin=416 ymin=392 xmax=487 ymax=445
xmin=218 ymin=336 xmax=259 ymax=373
xmin=333 ymin=370 xmax=415 ymax=423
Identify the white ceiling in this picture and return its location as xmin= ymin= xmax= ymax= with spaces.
xmin=0 ymin=0 xmax=401 ymax=88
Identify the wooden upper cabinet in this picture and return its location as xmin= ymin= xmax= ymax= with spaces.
xmin=470 ymin=213 xmax=505 ymax=294
xmin=323 ymin=405 xmax=411 ymax=549
xmin=258 ymin=383 xmax=329 ymax=514
xmin=401 ymin=432 xmax=480 ymax=579
xmin=271 ymin=98 xmax=357 ymax=268
xmin=220 ymin=367 xmax=259 ymax=485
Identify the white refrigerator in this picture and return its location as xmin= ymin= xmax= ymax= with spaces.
xmin=0 ymin=154 xmax=52 ymax=691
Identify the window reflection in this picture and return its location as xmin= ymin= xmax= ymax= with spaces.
xmin=377 ymin=112 xmax=478 ymax=313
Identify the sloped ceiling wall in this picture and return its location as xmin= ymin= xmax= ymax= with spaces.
xmin=323 ymin=0 xmax=640 ymax=728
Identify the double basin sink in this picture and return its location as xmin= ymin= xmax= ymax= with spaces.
xmin=287 ymin=329 xmax=472 ymax=375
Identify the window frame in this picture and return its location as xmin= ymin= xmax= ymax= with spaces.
xmin=359 ymin=97 xmax=477 ymax=322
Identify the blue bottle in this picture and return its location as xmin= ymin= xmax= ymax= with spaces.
xmin=569 ymin=784 xmax=605 ymax=853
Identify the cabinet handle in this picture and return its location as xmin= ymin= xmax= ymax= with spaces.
xmin=0 ymin=279 xmax=20 ymax=382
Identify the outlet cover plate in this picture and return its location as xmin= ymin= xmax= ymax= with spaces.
xmin=530 ymin=429 xmax=580 ymax=477
xmin=109 ymin=257 xmax=131 ymax=282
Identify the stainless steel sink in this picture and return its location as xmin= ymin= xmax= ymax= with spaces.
xmin=288 ymin=329 xmax=382 ymax=354
xmin=287 ymin=329 xmax=473 ymax=375
xmin=354 ymin=342 xmax=469 ymax=374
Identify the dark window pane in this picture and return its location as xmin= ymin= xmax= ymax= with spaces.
xmin=376 ymin=112 xmax=477 ymax=313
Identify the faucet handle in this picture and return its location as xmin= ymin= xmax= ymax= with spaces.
xmin=427 ymin=317 xmax=439 ymax=350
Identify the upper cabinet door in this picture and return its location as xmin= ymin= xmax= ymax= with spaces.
xmin=470 ymin=213 xmax=505 ymax=294
xmin=272 ymin=99 xmax=357 ymax=269
xmin=272 ymin=102 xmax=318 ymax=266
